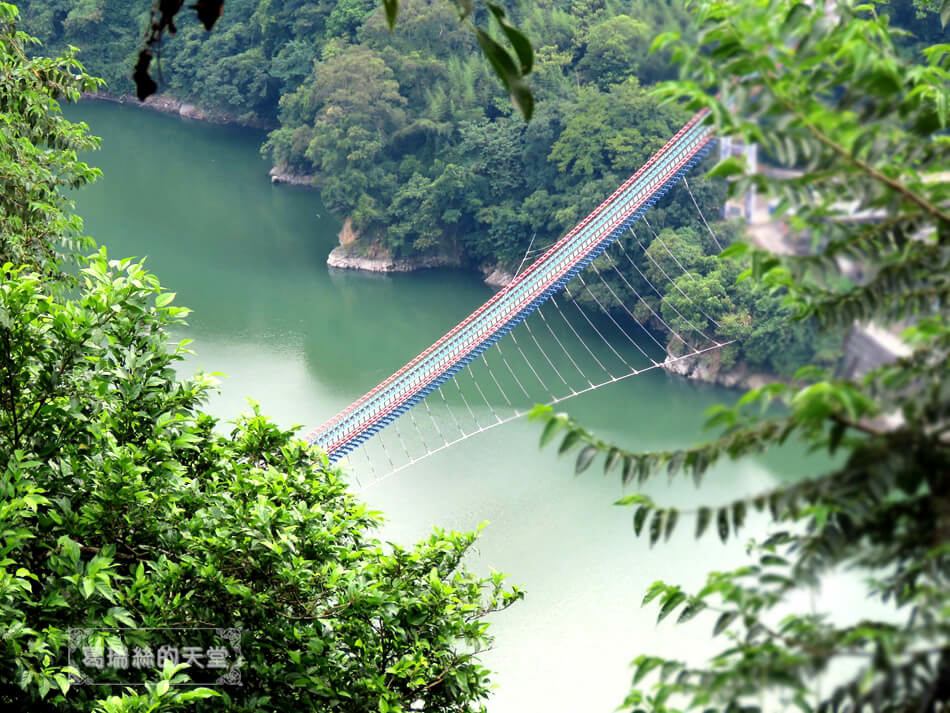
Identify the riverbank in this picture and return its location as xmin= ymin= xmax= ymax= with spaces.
xmin=328 ymin=246 xmax=516 ymax=287
xmin=269 ymin=168 xmax=314 ymax=186
xmin=79 ymin=90 xmax=518 ymax=289
xmin=663 ymin=320 xmax=912 ymax=391
xmin=327 ymin=243 xmax=465 ymax=273
xmin=662 ymin=350 xmax=776 ymax=390
xmin=327 ymin=218 xmax=518 ymax=287
xmin=81 ymin=90 xmax=273 ymax=129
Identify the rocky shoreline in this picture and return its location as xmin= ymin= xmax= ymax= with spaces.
xmin=661 ymin=349 xmax=777 ymax=390
xmin=481 ymin=266 xmax=516 ymax=288
xmin=80 ymin=90 xmax=272 ymax=128
xmin=327 ymin=246 xmax=516 ymax=290
xmin=328 ymin=247 xmax=516 ymax=288
xmin=327 ymin=244 xmax=465 ymax=273
xmin=79 ymin=90 xmax=775 ymax=391
xmin=269 ymin=168 xmax=314 ymax=186
xmin=327 ymin=219 xmax=517 ymax=286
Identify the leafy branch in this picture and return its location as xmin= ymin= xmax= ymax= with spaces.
xmin=537 ymin=2 xmax=950 ymax=711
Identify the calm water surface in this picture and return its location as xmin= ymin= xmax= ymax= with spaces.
xmin=67 ymin=101 xmax=836 ymax=712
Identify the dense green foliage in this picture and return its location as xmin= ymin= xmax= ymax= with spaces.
xmin=0 ymin=6 xmax=521 ymax=711
xmin=11 ymin=0 xmax=846 ymax=378
xmin=15 ymin=0 xmax=726 ymax=266
xmin=262 ymin=0 xmax=725 ymax=266
xmin=14 ymin=0 xmax=941 ymax=268
xmin=572 ymin=220 xmax=841 ymax=378
xmin=0 ymin=3 xmax=101 ymax=270
xmin=536 ymin=0 xmax=950 ymax=711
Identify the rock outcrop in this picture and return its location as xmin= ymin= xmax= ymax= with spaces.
xmin=327 ymin=244 xmax=463 ymax=273
xmin=662 ymin=349 xmax=773 ymax=390
xmin=80 ymin=91 xmax=270 ymax=128
xmin=268 ymin=167 xmax=314 ymax=186
xmin=481 ymin=265 xmax=515 ymax=288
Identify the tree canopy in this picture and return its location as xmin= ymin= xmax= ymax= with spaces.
xmin=15 ymin=0 xmax=727 ymax=274
xmin=0 ymin=2 xmax=101 ymax=271
xmin=534 ymin=0 xmax=950 ymax=711
xmin=0 ymin=6 xmax=522 ymax=710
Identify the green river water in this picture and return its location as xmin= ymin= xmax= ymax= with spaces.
xmin=67 ymin=101 xmax=836 ymax=712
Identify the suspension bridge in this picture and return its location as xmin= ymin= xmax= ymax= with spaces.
xmin=304 ymin=109 xmax=726 ymax=480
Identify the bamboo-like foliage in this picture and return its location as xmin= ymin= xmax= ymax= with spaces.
xmin=533 ymin=1 xmax=950 ymax=711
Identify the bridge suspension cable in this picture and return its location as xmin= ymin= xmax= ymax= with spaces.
xmin=304 ymin=110 xmax=730 ymax=482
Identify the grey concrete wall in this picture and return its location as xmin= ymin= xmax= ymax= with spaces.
xmin=840 ymin=324 xmax=910 ymax=379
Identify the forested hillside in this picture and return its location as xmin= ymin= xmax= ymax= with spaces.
xmin=17 ymin=0 xmax=720 ymax=264
xmin=17 ymin=0 xmax=938 ymax=271
xmin=17 ymin=0 xmax=934 ymax=379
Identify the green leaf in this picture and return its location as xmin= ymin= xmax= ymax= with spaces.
xmin=660 ymin=660 xmax=682 ymax=682
xmin=649 ymin=31 xmax=680 ymax=54
xmin=636 ymin=456 xmax=651 ymax=485
xmin=488 ymin=3 xmax=534 ymax=75
xmin=732 ymin=501 xmax=746 ymax=533
xmin=769 ymin=492 xmax=783 ymax=520
xmin=706 ymin=156 xmax=746 ymax=179
xmin=508 ymin=79 xmax=535 ymax=122
xmin=539 ymin=417 xmax=561 ymax=447
xmin=54 ymin=674 xmax=70 ymax=696
xmin=677 ymin=600 xmax=707 ymax=623
xmin=717 ymin=508 xmax=729 ymax=543
xmin=558 ymin=429 xmax=582 ymax=454
xmin=383 ymin=0 xmax=398 ymax=30
xmin=575 ymin=445 xmax=597 ymax=475
xmin=632 ymin=655 xmax=663 ymax=684
xmin=667 ymin=450 xmax=685 ymax=477
xmin=657 ymin=590 xmax=687 ymax=622
xmin=664 ymin=508 xmax=679 ymax=541
xmin=475 ymin=28 xmax=517 ymax=93
xmin=633 ymin=506 xmax=649 ymax=536
xmin=642 ymin=581 xmax=665 ymax=606
xmin=759 ymin=573 xmax=794 ymax=587
xmin=176 ymin=688 xmax=220 ymax=702
xmin=649 ymin=510 xmax=665 ymax=547
xmin=604 ymin=447 xmax=621 ymax=474
xmin=60 ymin=537 xmax=80 ymax=567
xmin=527 ymin=404 xmax=554 ymax=420
xmin=155 ymin=291 xmax=176 ymax=307
xmin=23 ymin=492 xmax=49 ymax=511
xmin=616 ymin=493 xmax=654 ymax=507
xmin=762 ymin=531 xmax=791 ymax=548
xmin=696 ymin=507 xmax=711 ymax=539
xmin=713 ymin=610 xmax=739 ymax=636
xmin=474 ymin=28 xmax=534 ymax=120
xmin=621 ymin=456 xmax=635 ymax=486
xmin=782 ymin=3 xmax=811 ymax=34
